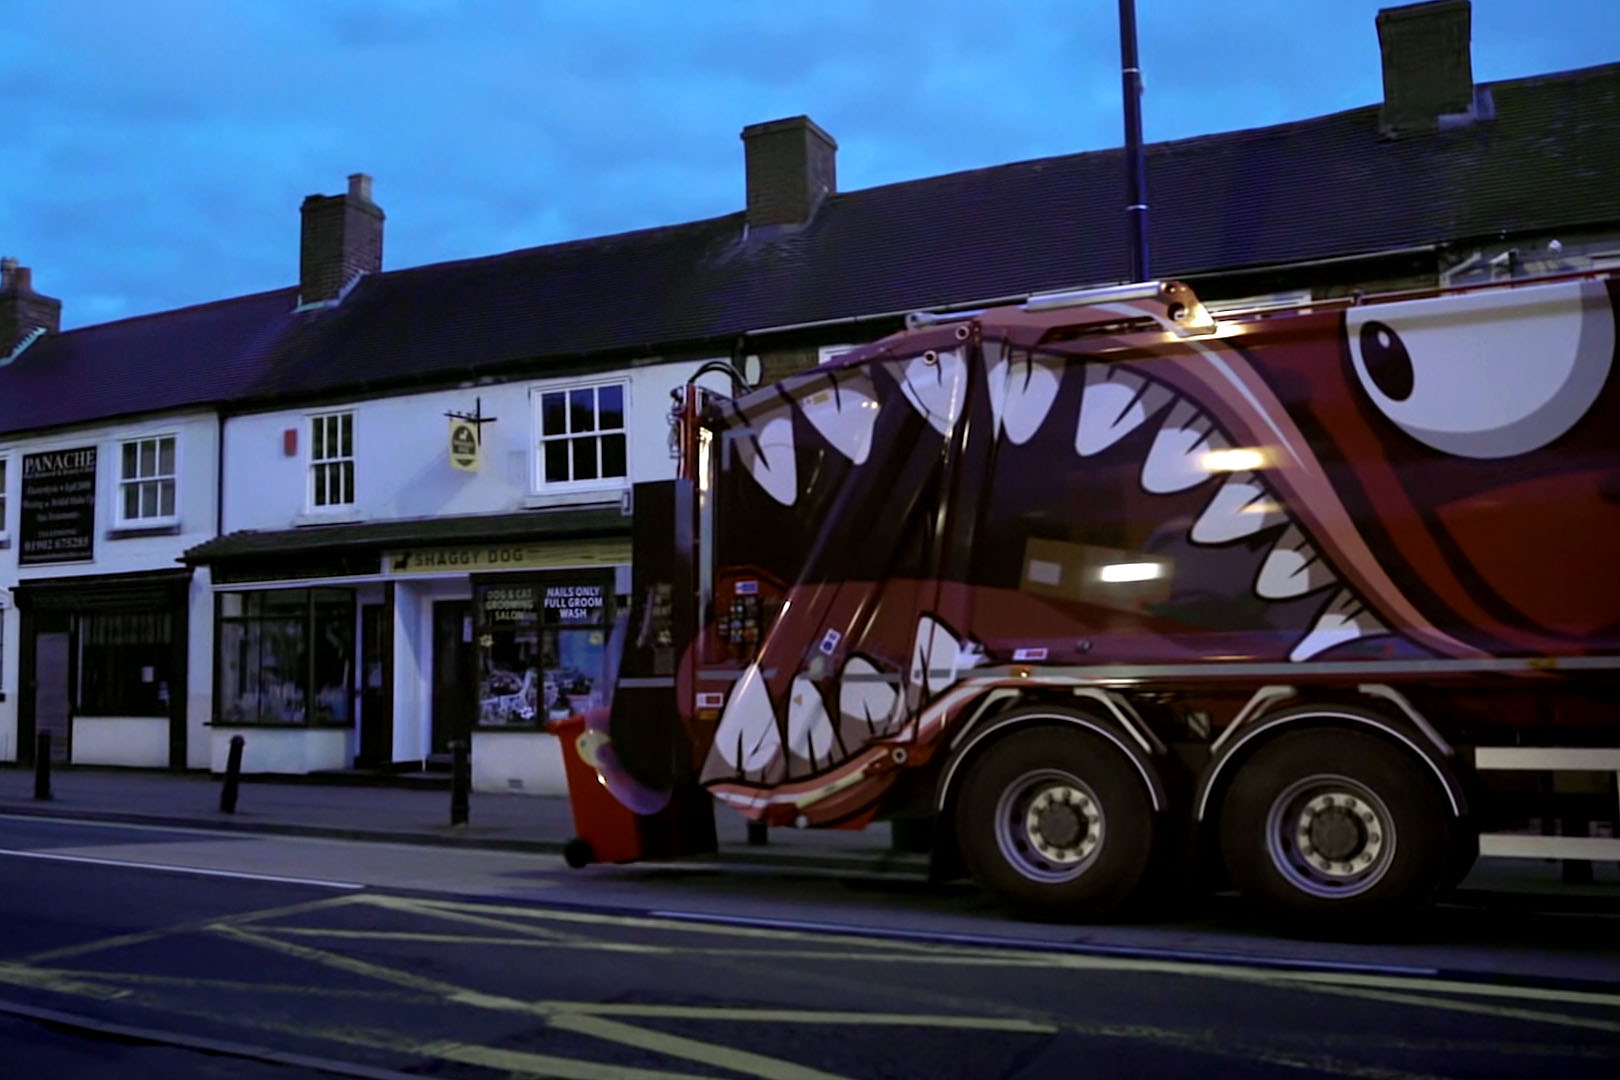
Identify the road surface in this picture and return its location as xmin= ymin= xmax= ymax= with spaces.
xmin=2 ymin=814 xmax=1618 ymax=1078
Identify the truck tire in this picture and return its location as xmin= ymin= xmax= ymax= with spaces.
xmin=955 ymin=722 xmax=1156 ymax=919
xmin=1218 ymin=728 xmax=1451 ymax=926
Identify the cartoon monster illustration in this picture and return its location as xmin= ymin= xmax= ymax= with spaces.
xmin=648 ymin=278 xmax=1619 ymax=826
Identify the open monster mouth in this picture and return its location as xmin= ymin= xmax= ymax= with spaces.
xmin=1063 ymin=357 xmax=1390 ymax=663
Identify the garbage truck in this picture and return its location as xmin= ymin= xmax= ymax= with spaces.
xmin=558 ymin=271 xmax=1620 ymax=930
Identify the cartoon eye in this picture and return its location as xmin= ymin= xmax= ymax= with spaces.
xmin=1357 ymin=321 xmax=1414 ymax=402
xmin=1346 ymin=280 xmax=1614 ymax=459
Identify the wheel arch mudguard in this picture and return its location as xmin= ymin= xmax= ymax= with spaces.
xmin=933 ymin=697 xmax=1170 ymax=821
xmin=1193 ymin=688 xmax=1471 ymax=827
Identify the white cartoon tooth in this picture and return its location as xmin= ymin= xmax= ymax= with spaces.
xmin=732 ymin=404 xmax=797 ymax=506
xmin=1256 ymin=525 xmax=1338 ymax=599
xmin=703 ymin=665 xmax=783 ymax=781
xmin=896 ymin=347 xmax=967 ymax=436
xmin=1190 ymin=473 xmax=1287 ymax=544
xmin=908 ymin=616 xmax=962 ymax=708
xmin=1141 ymin=399 xmax=1228 ymax=494
xmin=839 ymin=656 xmax=902 ymax=744
xmin=798 ymin=370 xmax=879 ymax=466
xmin=786 ymin=676 xmax=839 ymax=772
xmin=1290 ymin=589 xmax=1387 ymax=662
xmin=992 ymin=347 xmax=1064 ymax=445
xmin=1076 ymin=365 xmax=1173 ymax=456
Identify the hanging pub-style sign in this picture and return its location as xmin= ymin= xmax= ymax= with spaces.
xmin=444 ymin=396 xmax=497 ymax=473
xmin=448 ymin=417 xmax=480 ymax=472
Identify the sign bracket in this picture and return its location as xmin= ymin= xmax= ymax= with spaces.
xmin=443 ymin=397 xmax=498 ymax=444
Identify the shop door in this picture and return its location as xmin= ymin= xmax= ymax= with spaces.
xmin=34 ymin=628 xmax=72 ymax=763
xmin=357 ymin=603 xmax=392 ymax=768
xmin=430 ymin=600 xmax=475 ymax=757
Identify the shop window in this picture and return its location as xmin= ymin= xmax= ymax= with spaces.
xmin=533 ymin=382 xmax=627 ymax=491
xmin=0 ymin=455 xmax=8 ymax=540
xmin=309 ymin=412 xmax=355 ymax=509
xmin=75 ymin=610 xmax=173 ymax=717
xmin=117 ymin=435 xmax=178 ymax=525
xmin=475 ymin=573 xmax=613 ymax=729
xmin=216 ymin=589 xmax=355 ymax=725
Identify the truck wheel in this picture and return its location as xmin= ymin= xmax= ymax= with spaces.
xmin=955 ymin=722 xmax=1155 ymax=919
xmin=563 ymin=837 xmax=595 ymax=869
xmin=1219 ymin=729 xmax=1450 ymax=925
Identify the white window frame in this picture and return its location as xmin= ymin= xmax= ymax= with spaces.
xmin=530 ymin=378 xmax=630 ymax=494
xmin=114 ymin=433 xmax=180 ymax=528
xmin=307 ymin=410 xmax=357 ymax=511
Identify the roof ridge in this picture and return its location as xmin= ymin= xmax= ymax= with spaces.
xmin=57 ymin=283 xmax=299 ymax=337
xmin=822 ymin=59 xmax=1620 ymax=204
xmin=372 ymin=209 xmax=746 ymax=284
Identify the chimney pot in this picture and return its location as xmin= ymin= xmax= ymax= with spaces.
xmin=348 ymin=172 xmax=373 ymax=203
xmin=1376 ymin=0 xmax=1476 ymax=138
xmin=741 ymin=115 xmax=837 ymax=230
xmin=0 ymin=258 xmax=61 ymax=356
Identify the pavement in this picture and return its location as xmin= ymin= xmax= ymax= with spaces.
xmin=0 ymin=764 xmax=926 ymax=875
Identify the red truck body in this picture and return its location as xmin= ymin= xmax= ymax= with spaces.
xmin=567 ymin=274 xmax=1620 ymax=927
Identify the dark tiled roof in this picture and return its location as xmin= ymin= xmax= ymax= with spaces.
xmin=250 ymin=63 xmax=1620 ymax=401
xmin=183 ymin=507 xmax=630 ymax=564
xmin=0 ymin=286 xmax=300 ymax=437
xmin=10 ymin=62 xmax=1620 ymax=431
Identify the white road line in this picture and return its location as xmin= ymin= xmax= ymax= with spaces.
xmin=0 ymin=848 xmax=364 ymax=890
xmin=648 ymin=909 xmax=1438 ymax=976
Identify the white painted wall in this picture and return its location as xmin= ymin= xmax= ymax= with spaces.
xmin=185 ymin=567 xmax=215 ymax=769
xmin=471 ymin=730 xmax=567 ymax=796
xmin=221 ymin=360 xmax=730 ymax=532
xmin=209 ymin=726 xmax=349 ymax=774
xmin=72 ymin=717 xmax=169 ymax=767
xmin=0 ymin=412 xmax=220 ymax=764
xmin=3 ymin=412 xmax=219 ymax=583
xmin=391 ymin=581 xmax=429 ymax=763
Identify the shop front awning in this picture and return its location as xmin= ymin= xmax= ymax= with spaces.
xmin=183 ymin=508 xmax=633 ymax=585
xmin=11 ymin=568 xmax=195 ymax=611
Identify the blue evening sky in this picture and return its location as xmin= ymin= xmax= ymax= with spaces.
xmin=4 ymin=0 xmax=1616 ymax=329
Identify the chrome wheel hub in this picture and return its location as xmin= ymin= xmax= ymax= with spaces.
xmin=995 ymin=770 xmax=1105 ymax=883
xmin=1267 ymin=775 xmax=1396 ymax=899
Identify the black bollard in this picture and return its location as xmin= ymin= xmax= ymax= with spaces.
xmin=450 ymin=738 xmax=470 ymax=826
xmin=746 ymin=821 xmax=768 ymax=846
xmin=33 ymin=732 xmax=52 ymax=801
xmin=219 ymin=734 xmax=245 ymax=813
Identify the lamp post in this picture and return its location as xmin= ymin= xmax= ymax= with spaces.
xmin=1119 ymin=0 xmax=1150 ymax=282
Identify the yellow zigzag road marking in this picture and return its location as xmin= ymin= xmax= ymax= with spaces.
xmin=47 ymin=968 xmax=439 ymax=1002
xmin=0 ymin=962 xmax=132 ymax=1001
xmin=17 ymin=893 xmax=365 ymax=965
xmin=210 ymin=922 xmax=853 ymax=1080
xmin=548 ymin=1001 xmax=1055 ymax=1032
xmin=309 ymin=894 xmax=1620 ymax=1019
xmin=1272 ymin=979 xmax=1620 ymax=1036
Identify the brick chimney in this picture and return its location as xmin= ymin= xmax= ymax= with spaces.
xmin=0 ymin=257 xmax=62 ymax=359
xmin=299 ymin=172 xmax=384 ymax=305
xmin=1376 ymin=0 xmax=1479 ymax=138
xmin=741 ymin=116 xmax=837 ymax=230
